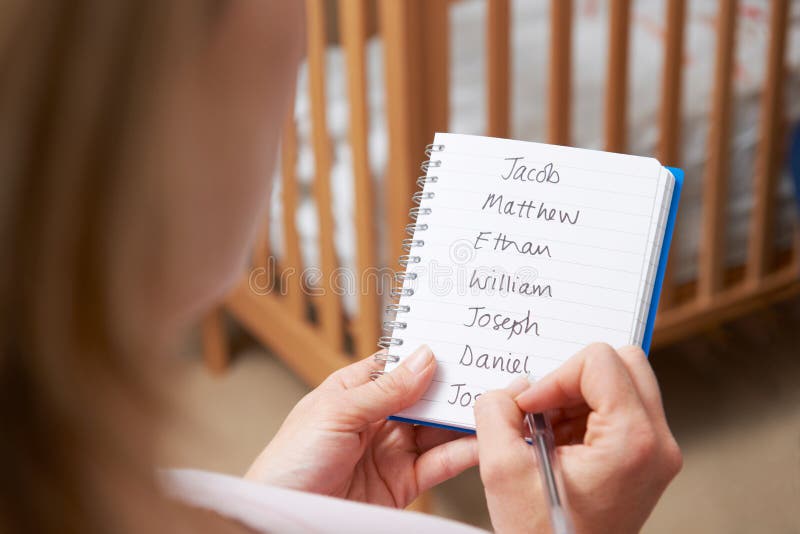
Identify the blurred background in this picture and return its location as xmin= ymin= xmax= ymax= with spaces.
xmin=160 ymin=1 xmax=800 ymax=532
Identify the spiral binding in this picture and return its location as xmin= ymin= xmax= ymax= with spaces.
xmin=409 ymin=207 xmax=431 ymax=220
xmin=378 ymin=336 xmax=403 ymax=349
xmin=401 ymin=239 xmax=424 ymax=251
xmin=406 ymin=222 xmax=428 ymax=235
xmin=412 ymin=191 xmax=435 ymax=205
xmin=371 ymin=143 xmax=443 ymax=380
xmin=417 ymin=175 xmax=438 ymax=188
xmin=420 ymin=160 xmax=441 ymax=172
xmin=398 ymin=254 xmax=421 ymax=267
xmin=425 ymin=143 xmax=445 ymax=156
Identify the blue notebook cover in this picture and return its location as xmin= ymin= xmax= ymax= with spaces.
xmin=389 ymin=166 xmax=684 ymax=434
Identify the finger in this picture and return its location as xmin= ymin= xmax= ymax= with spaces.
xmin=414 ymin=435 xmax=478 ymax=493
xmin=474 ymin=377 xmax=530 ymax=454
xmin=320 ymin=350 xmax=388 ymax=391
xmin=341 ymin=345 xmax=436 ymax=425
xmin=515 ymin=342 xmax=647 ymax=419
xmin=415 ymin=426 xmax=469 ymax=453
xmin=474 ymin=388 xmax=542 ymax=534
xmin=615 ymin=345 xmax=668 ymax=423
xmin=473 ymin=389 xmax=535 ymax=489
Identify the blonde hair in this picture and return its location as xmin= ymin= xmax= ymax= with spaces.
xmin=0 ymin=2 xmax=248 ymax=532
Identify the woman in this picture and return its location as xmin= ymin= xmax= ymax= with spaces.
xmin=0 ymin=1 xmax=681 ymax=533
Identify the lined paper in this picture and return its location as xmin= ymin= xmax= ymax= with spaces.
xmin=384 ymin=133 xmax=674 ymax=430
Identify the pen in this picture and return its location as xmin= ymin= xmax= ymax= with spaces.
xmin=524 ymin=391 xmax=574 ymax=534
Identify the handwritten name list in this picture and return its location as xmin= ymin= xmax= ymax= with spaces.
xmin=383 ymin=133 xmax=674 ymax=430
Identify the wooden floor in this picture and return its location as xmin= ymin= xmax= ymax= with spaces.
xmin=161 ymin=297 xmax=800 ymax=533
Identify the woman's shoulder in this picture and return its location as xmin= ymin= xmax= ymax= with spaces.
xmin=162 ymin=469 xmax=487 ymax=534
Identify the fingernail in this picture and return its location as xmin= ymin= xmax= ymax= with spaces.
xmin=405 ymin=345 xmax=434 ymax=374
xmin=506 ymin=375 xmax=530 ymax=396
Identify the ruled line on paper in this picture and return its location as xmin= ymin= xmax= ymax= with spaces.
xmin=436 ymin=167 xmax=657 ymax=198
xmin=397 ymin=334 xmax=586 ymax=356
xmin=430 ymin=205 xmax=651 ymax=236
xmin=431 ymin=185 xmax=656 ymax=218
xmin=404 ymin=294 xmax=637 ymax=314
xmin=431 ymin=222 xmax=646 ymax=255
xmin=419 ymin=242 xmax=644 ymax=275
xmin=436 ymin=151 xmax=662 ymax=180
xmin=403 ymin=310 xmax=632 ymax=335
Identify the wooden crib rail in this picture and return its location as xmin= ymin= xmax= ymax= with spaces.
xmin=657 ymin=0 xmax=687 ymax=169
xmin=654 ymin=0 xmax=799 ymax=344
xmin=279 ymin=107 xmax=306 ymax=320
xmin=655 ymin=0 xmax=686 ymax=308
xmin=422 ymin=0 xmax=450 ymax=136
xmin=207 ymin=0 xmax=800 ymax=382
xmin=747 ymin=0 xmax=791 ymax=285
xmin=487 ymin=0 xmax=510 ymax=138
xmin=380 ymin=0 xmax=416 ymax=263
xmin=548 ymin=0 xmax=572 ymax=146
xmin=306 ymin=0 xmax=346 ymax=350
xmin=698 ymin=0 xmax=738 ymax=302
xmin=605 ymin=0 xmax=631 ymax=153
xmin=339 ymin=0 xmax=380 ymax=358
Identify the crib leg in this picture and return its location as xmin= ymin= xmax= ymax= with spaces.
xmin=202 ymin=307 xmax=229 ymax=375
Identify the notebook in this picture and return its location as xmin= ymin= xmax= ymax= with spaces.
xmin=379 ymin=133 xmax=683 ymax=433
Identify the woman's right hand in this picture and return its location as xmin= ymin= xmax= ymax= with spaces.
xmin=474 ymin=343 xmax=682 ymax=534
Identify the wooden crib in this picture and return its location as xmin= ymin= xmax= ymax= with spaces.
xmin=203 ymin=0 xmax=799 ymax=386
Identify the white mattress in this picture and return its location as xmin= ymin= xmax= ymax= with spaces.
xmin=268 ymin=0 xmax=800 ymax=315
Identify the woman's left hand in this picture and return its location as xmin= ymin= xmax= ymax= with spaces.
xmin=245 ymin=345 xmax=478 ymax=508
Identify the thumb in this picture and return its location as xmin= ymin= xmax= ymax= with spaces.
xmin=342 ymin=345 xmax=436 ymax=425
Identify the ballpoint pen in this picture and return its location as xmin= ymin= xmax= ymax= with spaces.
xmin=524 ymin=374 xmax=575 ymax=534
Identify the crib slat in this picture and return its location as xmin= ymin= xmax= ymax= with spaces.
xmin=656 ymin=0 xmax=686 ymax=308
xmin=746 ymin=0 xmax=790 ymax=285
xmin=487 ymin=0 xmax=510 ymax=138
xmin=422 ymin=0 xmax=450 ymax=135
xmin=339 ymin=0 xmax=380 ymax=358
xmin=404 ymin=0 xmax=440 ymax=164
xmin=548 ymin=0 xmax=572 ymax=145
xmin=406 ymin=0 xmax=426 ymax=155
xmin=380 ymin=0 xmax=417 ymax=261
xmin=281 ymin=106 xmax=305 ymax=320
xmin=698 ymin=0 xmax=738 ymax=301
xmin=657 ymin=0 xmax=686 ymax=166
xmin=604 ymin=0 xmax=631 ymax=153
xmin=306 ymin=0 xmax=344 ymax=348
